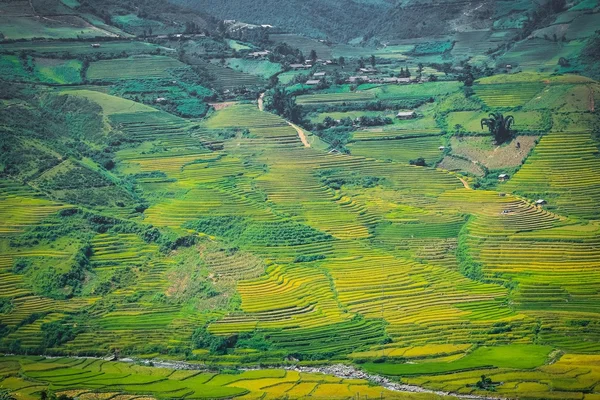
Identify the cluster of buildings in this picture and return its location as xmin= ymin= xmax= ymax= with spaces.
xmin=289 ymin=59 xmax=336 ymax=69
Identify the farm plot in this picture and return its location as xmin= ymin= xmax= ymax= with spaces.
xmin=473 ymin=82 xmax=545 ymax=107
xmin=193 ymin=61 xmax=266 ymax=90
xmin=437 ymin=156 xmax=485 ymax=176
xmin=502 ymin=131 xmax=600 ymax=219
xmin=0 ymin=55 xmax=82 ymax=84
xmin=497 ymin=38 xmax=583 ymax=71
xmin=0 ymin=181 xmax=66 ymax=236
xmin=451 ymin=30 xmax=495 ymax=60
xmin=62 ymin=90 xmax=158 ymax=115
xmin=270 ymin=33 xmax=334 ymax=60
xmin=0 ymin=15 xmax=116 ymax=40
xmin=0 ymin=41 xmax=163 ymax=57
xmin=348 ymin=136 xmax=444 ymax=164
xmin=87 ymin=56 xmax=185 ymax=81
xmin=298 ymin=82 xmax=461 ymax=108
xmin=449 ymin=135 xmax=539 ymax=169
xmin=0 ymin=357 xmax=439 ymax=400
xmin=296 ymin=90 xmax=376 ymax=105
xmin=225 ymin=58 xmax=282 ymax=79
xmin=446 ymin=110 xmax=546 ymax=133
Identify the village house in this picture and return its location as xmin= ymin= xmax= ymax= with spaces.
xmin=498 ymin=173 xmax=509 ymax=181
xmin=347 ymin=75 xmax=370 ymax=83
xmin=290 ymin=63 xmax=311 ymax=70
xmin=249 ymin=50 xmax=271 ymax=58
xmin=359 ymin=67 xmax=377 ymax=74
xmin=313 ymin=72 xmax=326 ymax=77
xmin=396 ymin=111 xmax=417 ymax=120
xmin=155 ymin=97 xmax=168 ymax=103
xmin=305 ymin=79 xmax=321 ymax=86
xmin=535 ymin=199 xmax=547 ymax=205
xmin=91 ymin=43 xmax=101 ymax=48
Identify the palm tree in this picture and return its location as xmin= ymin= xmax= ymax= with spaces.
xmin=481 ymin=112 xmax=515 ymax=144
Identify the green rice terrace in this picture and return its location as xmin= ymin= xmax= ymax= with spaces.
xmin=1 ymin=0 xmax=600 ymax=399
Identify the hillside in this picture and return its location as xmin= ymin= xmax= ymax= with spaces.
xmin=1 ymin=0 xmax=600 ymax=399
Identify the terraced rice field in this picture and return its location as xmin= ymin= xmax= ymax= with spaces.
xmin=0 ymin=40 xmax=162 ymax=56
xmin=502 ymin=131 xmax=600 ymax=219
xmin=347 ymin=136 xmax=444 ymax=164
xmin=193 ymin=61 xmax=265 ymax=90
xmin=473 ymin=82 xmax=545 ymax=107
xmin=0 ymin=357 xmax=447 ymax=400
xmin=2 ymin=39 xmax=600 ymax=399
xmin=87 ymin=56 xmax=185 ymax=81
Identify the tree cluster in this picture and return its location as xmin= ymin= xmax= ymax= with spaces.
xmin=265 ymin=87 xmax=302 ymax=123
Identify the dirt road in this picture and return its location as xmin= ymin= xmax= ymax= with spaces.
xmin=288 ymin=122 xmax=310 ymax=148
xmin=257 ymin=92 xmax=309 ymax=147
xmin=257 ymin=92 xmax=265 ymax=111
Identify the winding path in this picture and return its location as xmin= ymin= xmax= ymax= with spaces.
xmin=257 ymin=92 xmax=310 ymax=148
xmin=288 ymin=121 xmax=311 ymax=147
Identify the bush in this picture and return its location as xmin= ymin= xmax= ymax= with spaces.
xmin=41 ymin=321 xmax=79 ymax=348
xmin=293 ymin=254 xmax=326 ymax=263
xmin=409 ymin=157 xmax=426 ymax=166
xmin=192 ymin=326 xmax=238 ymax=355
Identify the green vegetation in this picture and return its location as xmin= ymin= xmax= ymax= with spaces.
xmin=363 ymin=345 xmax=553 ymax=375
xmin=480 ymin=112 xmax=515 ymax=143
xmin=1 ymin=1 xmax=600 ymax=399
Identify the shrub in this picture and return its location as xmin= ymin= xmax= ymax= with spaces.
xmin=409 ymin=157 xmax=427 ymax=166
xmin=41 ymin=321 xmax=78 ymax=348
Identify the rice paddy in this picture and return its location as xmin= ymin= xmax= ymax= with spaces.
xmin=1 ymin=2 xmax=600 ymax=397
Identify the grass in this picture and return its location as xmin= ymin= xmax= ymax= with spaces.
xmin=0 ymin=55 xmax=82 ymax=84
xmin=225 ymin=58 xmax=282 ymax=79
xmin=61 ymin=90 xmax=158 ymax=115
xmin=449 ymin=135 xmax=539 ymax=169
xmin=347 ymin=135 xmax=444 ymax=164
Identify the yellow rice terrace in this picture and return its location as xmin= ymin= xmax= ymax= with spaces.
xmin=1 ymin=0 xmax=600 ymax=398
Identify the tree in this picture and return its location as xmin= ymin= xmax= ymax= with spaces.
xmin=370 ymin=54 xmax=376 ymax=68
xmin=266 ymin=87 xmax=302 ymax=124
xmin=475 ymin=375 xmax=495 ymax=390
xmin=217 ymin=20 xmax=226 ymax=36
xmin=338 ymin=56 xmax=345 ymax=67
xmin=481 ymin=112 xmax=515 ymax=144
xmin=358 ymin=58 xmax=365 ymax=69
xmin=309 ymin=49 xmax=317 ymax=63
xmin=409 ymin=157 xmax=426 ymax=166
